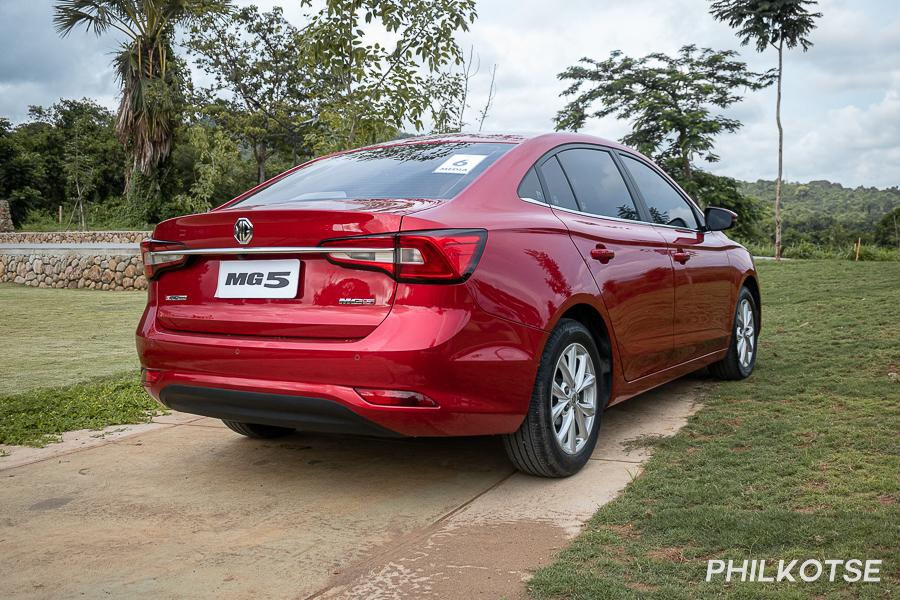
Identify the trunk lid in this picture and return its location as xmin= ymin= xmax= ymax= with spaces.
xmin=151 ymin=200 xmax=438 ymax=339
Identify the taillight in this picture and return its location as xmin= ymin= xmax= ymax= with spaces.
xmin=140 ymin=239 xmax=188 ymax=279
xmin=322 ymin=229 xmax=487 ymax=283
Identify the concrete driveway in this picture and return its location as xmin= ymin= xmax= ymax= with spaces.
xmin=0 ymin=379 xmax=700 ymax=600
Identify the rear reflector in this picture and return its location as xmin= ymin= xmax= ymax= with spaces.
xmin=141 ymin=368 xmax=162 ymax=386
xmin=322 ymin=229 xmax=487 ymax=283
xmin=141 ymin=240 xmax=188 ymax=279
xmin=355 ymin=388 xmax=439 ymax=408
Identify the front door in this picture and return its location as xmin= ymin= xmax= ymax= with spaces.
xmin=618 ymin=154 xmax=735 ymax=364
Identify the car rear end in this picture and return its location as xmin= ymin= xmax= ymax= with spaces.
xmin=136 ymin=139 xmax=545 ymax=437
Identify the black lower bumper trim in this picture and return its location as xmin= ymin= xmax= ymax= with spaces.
xmin=159 ymin=385 xmax=402 ymax=437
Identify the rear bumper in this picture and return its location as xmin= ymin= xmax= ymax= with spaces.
xmin=137 ymin=285 xmax=547 ymax=437
xmin=160 ymin=385 xmax=401 ymax=437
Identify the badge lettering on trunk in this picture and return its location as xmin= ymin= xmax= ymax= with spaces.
xmin=339 ymin=298 xmax=376 ymax=305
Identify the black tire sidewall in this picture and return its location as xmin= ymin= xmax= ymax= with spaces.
xmin=532 ymin=320 xmax=605 ymax=475
xmin=734 ymin=287 xmax=758 ymax=378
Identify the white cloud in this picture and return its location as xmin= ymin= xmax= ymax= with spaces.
xmin=1 ymin=0 xmax=898 ymax=187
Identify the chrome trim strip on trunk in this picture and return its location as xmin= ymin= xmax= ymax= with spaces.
xmin=149 ymin=246 xmax=387 ymax=257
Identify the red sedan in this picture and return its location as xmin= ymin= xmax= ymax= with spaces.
xmin=137 ymin=133 xmax=759 ymax=477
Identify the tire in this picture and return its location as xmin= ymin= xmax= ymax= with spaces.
xmin=502 ymin=319 xmax=608 ymax=477
xmin=708 ymin=286 xmax=759 ymax=380
xmin=222 ymin=420 xmax=295 ymax=439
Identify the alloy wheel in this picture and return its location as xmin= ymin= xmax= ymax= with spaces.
xmin=736 ymin=298 xmax=755 ymax=369
xmin=550 ymin=343 xmax=597 ymax=454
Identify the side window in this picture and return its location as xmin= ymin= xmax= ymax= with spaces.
xmin=621 ymin=155 xmax=699 ymax=229
xmin=538 ymin=157 xmax=578 ymax=210
xmin=517 ymin=168 xmax=545 ymax=203
xmin=557 ymin=149 xmax=639 ymax=220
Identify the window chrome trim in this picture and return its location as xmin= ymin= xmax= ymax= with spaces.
xmin=150 ymin=246 xmax=389 ymax=257
xmin=518 ymin=195 xmax=696 ymax=229
xmin=515 ymin=142 xmax=707 ymax=233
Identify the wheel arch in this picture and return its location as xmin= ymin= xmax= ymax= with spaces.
xmin=740 ymin=274 xmax=762 ymax=332
xmin=555 ymin=301 xmax=614 ymax=408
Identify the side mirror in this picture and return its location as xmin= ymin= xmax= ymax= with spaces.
xmin=704 ymin=206 xmax=737 ymax=231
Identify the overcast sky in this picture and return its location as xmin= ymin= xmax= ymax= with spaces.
xmin=1 ymin=0 xmax=898 ymax=187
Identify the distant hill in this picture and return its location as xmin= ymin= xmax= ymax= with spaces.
xmin=738 ymin=179 xmax=900 ymax=245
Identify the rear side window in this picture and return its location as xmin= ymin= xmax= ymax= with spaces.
xmin=234 ymin=142 xmax=512 ymax=207
xmin=538 ymin=157 xmax=578 ymax=211
xmin=518 ymin=168 xmax=545 ymax=203
xmin=621 ymin=155 xmax=699 ymax=229
xmin=557 ymin=149 xmax=639 ymax=220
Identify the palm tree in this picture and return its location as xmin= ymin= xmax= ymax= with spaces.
xmin=54 ymin=0 xmax=228 ymax=179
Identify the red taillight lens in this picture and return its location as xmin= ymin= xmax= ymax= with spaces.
xmin=322 ymin=229 xmax=487 ymax=283
xmin=355 ymin=388 xmax=438 ymax=408
xmin=140 ymin=239 xmax=188 ymax=279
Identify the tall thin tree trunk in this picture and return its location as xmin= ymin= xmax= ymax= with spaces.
xmin=774 ymin=39 xmax=784 ymax=260
xmin=254 ymin=142 xmax=267 ymax=184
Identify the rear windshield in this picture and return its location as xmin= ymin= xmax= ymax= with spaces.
xmin=234 ymin=142 xmax=513 ymax=207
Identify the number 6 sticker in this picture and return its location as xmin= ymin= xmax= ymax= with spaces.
xmin=433 ymin=154 xmax=488 ymax=174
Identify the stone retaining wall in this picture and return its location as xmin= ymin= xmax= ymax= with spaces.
xmin=0 ymin=231 xmax=150 ymax=244
xmin=0 ymin=234 xmax=149 ymax=291
xmin=0 ymin=251 xmax=147 ymax=291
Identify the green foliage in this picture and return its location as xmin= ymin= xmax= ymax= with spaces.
xmin=54 ymin=0 xmax=232 ymax=220
xmin=741 ymin=179 xmax=900 ymax=247
xmin=667 ymin=164 xmax=764 ymax=241
xmin=0 ymin=99 xmax=125 ymax=226
xmin=0 ymin=373 xmax=162 ymax=447
xmin=168 ymin=124 xmax=256 ymax=213
xmin=744 ymin=241 xmax=900 ymax=261
xmin=875 ymin=206 xmax=900 ymax=248
xmin=555 ymin=45 xmax=773 ymax=176
xmin=187 ymin=5 xmax=317 ymax=183
xmin=302 ymin=0 xmax=477 ymax=153
xmin=710 ymin=0 xmax=823 ymax=52
xmin=555 ymin=45 xmax=771 ymax=238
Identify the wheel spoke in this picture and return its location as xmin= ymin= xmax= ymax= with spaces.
xmin=577 ymin=398 xmax=596 ymax=417
xmin=565 ymin=413 xmax=577 ymax=453
xmin=556 ymin=409 xmax=574 ymax=445
xmin=551 ymin=399 xmax=567 ymax=420
xmin=558 ymin=354 xmax=575 ymax=388
xmin=577 ymin=372 xmax=596 ymax=394
xmin=574 ymin=353 xmax=587 ymax=389
xmin=552 ymin=380 xmax=567 ymax=401
xmin=574 ymin=403 xmax=587 ymax=440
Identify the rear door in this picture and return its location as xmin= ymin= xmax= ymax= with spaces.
xmin=537 ymin=146 xmax=676 ymax=381
xmin=618 ymin=154 xmax=735 ymax=363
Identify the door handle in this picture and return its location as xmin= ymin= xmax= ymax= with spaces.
xmin=590 ymin=245 xmax=616 ymax=264
xmin=672 ymin=250 xmax=691 ymax=264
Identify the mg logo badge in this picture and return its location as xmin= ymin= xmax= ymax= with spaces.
xmin=234 ymin=217 xmax=253 ymax=245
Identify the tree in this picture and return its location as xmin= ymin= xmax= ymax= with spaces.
xmin=302 ymin=0 xmax=478 ymax=153
xmin=875 ymin=206 xmax=900 ymax=249
xmin=710 ymin=0 xmax=822 ymax=259
xmin=555 ymin=45 xmax=771 ymax=226
xmin=53 ymin=0 xmax=230 ymax=219
xmin=187 ymin=6 xmax=317 ymax=183
xmin=169 ymin=123 xmax=254 ymax=214
xmin=63 ymin=112 xmax=103 ymax=229
xmin=556 ymin=45 xmax=772 ymax=180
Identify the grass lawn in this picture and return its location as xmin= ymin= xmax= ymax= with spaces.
xmin=0 ymin=283 xmax=146 ymax=395
xmin=0 ymin=284 xmax=160 ymax=446
xmin=530 ymin=260 xmax=899 ymax=599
